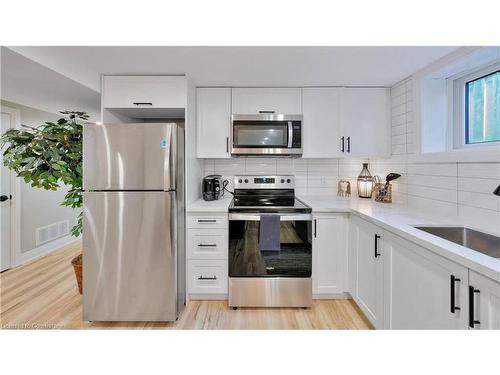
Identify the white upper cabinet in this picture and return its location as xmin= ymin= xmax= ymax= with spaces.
xmin=469 ymin=271 xmax=500 ymax=330
xmin=341 ymin=88 xmax=390 ymax=158
xmin=103 ymin=75 xmax=186 ymax=109
xmin=196 ymin=88 xmax=231 ymax=158
xmin=312 ymin=214 xmax=347 ymax=295
xmin=383 ymin=231 xmax=468 ymax=329
xmin=302 ymin=88 xmax=343 ymax=158
xmin=231 ymin=88 xmax=302 ymax=114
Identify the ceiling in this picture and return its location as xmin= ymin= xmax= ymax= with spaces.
xmin=9 ymin=46 xmax=459 ymax=92
xmin=1 ymin=48 xmax=100 ymax=120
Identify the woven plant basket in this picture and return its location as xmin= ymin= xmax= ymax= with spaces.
xmin=71 ymin=253 xmax=83 ymax=294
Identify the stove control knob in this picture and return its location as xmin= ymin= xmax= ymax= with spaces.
xmin=286 ymin=179 xmax=291 ymax=183
xmin=244 ymin=179 xmax=248 ymax=183
xmin=238 ymin=179 xmax=242 ymax=183
xmin=281 ymin=179 xmax=285 ymax=183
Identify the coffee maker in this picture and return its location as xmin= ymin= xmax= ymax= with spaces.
xmin=202 ymin=175 xmax=225 ymax=201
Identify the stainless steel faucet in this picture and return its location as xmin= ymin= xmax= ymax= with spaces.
xmin=494 ymin=184 xmax=500 ymax=196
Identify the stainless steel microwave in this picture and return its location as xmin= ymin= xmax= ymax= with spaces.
xmin=231 ymin=114 xmax=302 ymax=157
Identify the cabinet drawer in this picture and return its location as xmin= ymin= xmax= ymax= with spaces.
xmin=188 ymin=229 xmax=227 ymax=259
xmin=188 ymin=260 xmax=228 ymax=294
xmin=187 ymin=215 xmax=227 ymax=229
xmin=103 ymin=75 xmax=186 ymax=108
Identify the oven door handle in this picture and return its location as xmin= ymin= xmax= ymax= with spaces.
xmin=229 ymin=213 xmax=312 ymax=221
xmin=287 ymin=121 xmax=293 ymax=148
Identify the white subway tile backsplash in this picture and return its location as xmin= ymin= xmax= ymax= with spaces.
xmin=407 ymin=174 xmax=457 ymax=190
xmin=458 ymin=163 xmax=500 ymax=180
xmin=203 ymin=159 xmax=215 ymax=176
xmin=458 ymin=177 xmax=500 ymax=194
xmin=408 ymin=185 xmax=457 ymax=204
xmin=392 ymin=124 xmax=407 ymax=136
xmin=458 ymin=191 xmax=500 ymax=212
xmin=392 ymin=134 xmax=406 ymax=145
xmin=214 ymin=159 xmax=245 ymax=174
xmin=392 ymin=144 xmax=407 ymax=155
xmin=408 ymin=195 xmax=458 ymax=217
xmin=458 ymin=205 xmax=500 ymax=236
xmin=245 ymin=158 xmax=277 ymax=174
xmin=307 ymin=159 xmax=339 ymax=176
xmin=407 ymin=163 xmax=457 ymax=177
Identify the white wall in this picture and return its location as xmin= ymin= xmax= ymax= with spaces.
xmin=1 ymin=100 xmax=80 ymax=255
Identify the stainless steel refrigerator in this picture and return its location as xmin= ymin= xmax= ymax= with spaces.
xmin=82 ymin=122 xmax=185 ymax=322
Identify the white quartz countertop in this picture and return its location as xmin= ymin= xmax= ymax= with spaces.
xmin=187 ymin=194 xmax=500 ymax=282
xmin=187 ymin=196 xmax=232 ymax=212
xmin=299 ymin=195 xmax=500 ymax=283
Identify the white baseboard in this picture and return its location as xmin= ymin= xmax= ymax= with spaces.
xmin=19 ymin=235 xmax=81 ymax=266
xmin=313 ymin=292 xmax=350 ymax=300
xmin=188 ymin=294 xmax=228 ymax=301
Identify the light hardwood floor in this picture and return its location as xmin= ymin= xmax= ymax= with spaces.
xmin=0 ymin=242 xmax=372 ymax=329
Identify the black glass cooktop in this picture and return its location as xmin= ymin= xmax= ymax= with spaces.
xmin=229 ymin=189 xmax=311 ymax=213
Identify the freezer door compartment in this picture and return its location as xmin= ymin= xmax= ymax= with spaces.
xmin=83 ymin=191 xmax=177 ymax=321
xmin=83 ymin=122 xmax=177 ymax=191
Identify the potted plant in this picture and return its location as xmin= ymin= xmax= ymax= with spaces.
xmin=1 ymin=111 xmax=87 ymax=294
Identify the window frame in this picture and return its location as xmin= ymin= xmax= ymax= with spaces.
xmin=451 ymin=62 xmax=500 ymax=150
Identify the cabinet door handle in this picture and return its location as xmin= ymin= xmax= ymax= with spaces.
xmin=132 ymin=102 xmax=153 ymax=106
xmin=198 ymin=244 xmax=217 ymax=247
xmin=198 ymin=276 xmax=217 ymax=280
xmin=314 ymin=219 xmax=317 ymax=238
xmin=468 ymin=286 xmax=481 ymax=328
xmin=226 ymin=136 xmax=229 ymax=153
xmin=197 ymin=219 xmax=217 ymax=223
xmin=450 ymin=275 xmax=461 ymax=313
xmin=347 ymin=136 xmax=351 ymax=153
xmin=341 ymin=136 xmax=345 ymax=153
xmin=374 ymin=234 xmax=381 ymax=258
xmin=258 ymin=110 xmax=275 ymax=114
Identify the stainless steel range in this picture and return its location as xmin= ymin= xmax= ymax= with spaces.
xmin=228 ymin=175 xmax=312 ymax=308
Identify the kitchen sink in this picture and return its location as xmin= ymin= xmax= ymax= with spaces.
xmin=414 ymin=226 xmax=500 ymax=259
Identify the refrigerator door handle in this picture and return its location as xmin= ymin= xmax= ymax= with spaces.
xmin=164 ymin=124 xmax=176 ymax=191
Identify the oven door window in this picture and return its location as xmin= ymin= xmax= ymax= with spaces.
xmin=233 ymin=121 xmax=289 ymax=148
xmin=229 ymin=220 xmax=312 ymax=277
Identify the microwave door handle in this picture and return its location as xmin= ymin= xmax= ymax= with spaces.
xmin=287 ymin=121 xmax=293 ymax=148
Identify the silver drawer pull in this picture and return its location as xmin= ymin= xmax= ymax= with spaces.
xmin=198 ymin=276 xmax=217 ymax=280
xmin=198 ymin=244 xmax=217 ymax=247
xmin=197 ymin=219 xmax=217 ymax=223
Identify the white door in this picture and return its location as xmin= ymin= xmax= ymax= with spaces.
xmin=302 ymin=88 xmax=344 ymax=158
xmin=469 ymin=271 xmax=500 ymax=330
xmin=383 ymin=232 xmax=468 ymax=329
xmin=231 ymin=88 xmax=302 ymax=114
xmin=342 ymin=88 xmax=390 ymax=158
xmin=196 ymin=88 xmax=231 ymax=158
xmin=1 ymin=108 xmax=18 ymax=272
xmin=351 ymin=215 xmax=384 ymax=328
xmin=312 ymin=214 xmax=347 ymax=295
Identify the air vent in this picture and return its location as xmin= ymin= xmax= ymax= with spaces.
xmin=36 ymin=220 xmax=70 ymax=246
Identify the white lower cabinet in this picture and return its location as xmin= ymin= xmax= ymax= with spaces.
xmin=468 ymin=270 xmax=500 ymax=329
xmin=312 ymin=214 xmax=347 ymax=296
xmin=348 ymin=215 xmax=384 ymax=329
xmin=188 ymin=260 xmax=228 ymax=294
xmin=383 ymin=232 xmax=468 ymax=329
xmin=187 ymin=213 xmax=228 ymax=297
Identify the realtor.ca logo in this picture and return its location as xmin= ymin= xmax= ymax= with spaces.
xmin=2 ymin=323 xmax=64 ymax=329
